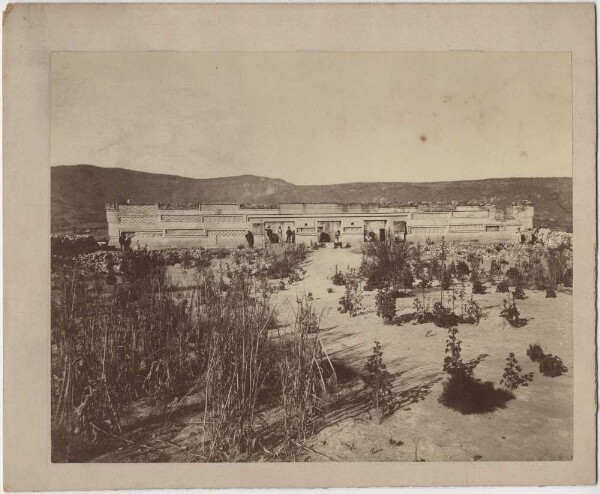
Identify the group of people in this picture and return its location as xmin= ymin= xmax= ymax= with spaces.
xmin=118 ymin=232 xmax=132 ymax=251
xmin=264 ymin=225 xmax=296 ymax=244
xmin=517 ymin=226 xmax=552 ymax=246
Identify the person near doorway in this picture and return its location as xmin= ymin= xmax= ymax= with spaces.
xmin=291 ymin=229 xmax=296 ymax=244
xmin=245 ymin=230 xmax=254 ymax=248
xmin=119 ymin=232 xmax=126 ymax=250
xmin=334 ymin=230 xmax=342 ymax=249
xmin=277 ymin=226 xmax=283 ymax=244
xmin=286 ymin=227 xmax=292 ymax=243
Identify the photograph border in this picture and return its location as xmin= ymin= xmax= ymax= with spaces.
xmin=4 ymin=3 xmax=596 ymax=490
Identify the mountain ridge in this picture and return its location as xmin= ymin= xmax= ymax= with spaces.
xmin=51 ymin=165 xmax=573 ymax=237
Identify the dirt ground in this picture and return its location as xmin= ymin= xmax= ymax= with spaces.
xmin=268 ymin=246 xmax=572 ymax=462
xmin=94 ymin=245 xmax=572 ymax=463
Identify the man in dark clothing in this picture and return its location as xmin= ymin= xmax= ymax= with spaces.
xmin=118 ymin=232 xmax=126 ymax=250
xmin=286 ymin=227 xmax=292 ymax=243
xmin=245 ymin=230 xmax=254 ymax=248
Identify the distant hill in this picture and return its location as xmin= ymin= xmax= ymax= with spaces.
xmin=51 ymin=164 xmax=573 ymax=237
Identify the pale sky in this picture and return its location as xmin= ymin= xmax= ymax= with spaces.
xmin=51 ymin=51 xmax=572 ymax=184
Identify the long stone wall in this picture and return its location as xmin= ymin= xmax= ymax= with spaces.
xmin=105 ymin=202 xmax=534 ymax=248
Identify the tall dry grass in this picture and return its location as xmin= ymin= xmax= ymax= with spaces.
xmin=51 ymin=248 xmax=334 ymax=462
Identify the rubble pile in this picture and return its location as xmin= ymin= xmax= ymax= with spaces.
xmin=51 ymin=234 xmax=100 ymax=257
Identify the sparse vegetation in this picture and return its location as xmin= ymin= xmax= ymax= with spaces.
xmin=439 ymin=327 xmax=513 ymax=414
xmin=362 ymin=341 xmax=394 ymax=422
xmin=51 ymin=227 xmax=573 ymax=463
xmin=539 ymin=354 xmax=568 ymax=377
xmin=526 ymin=343 xmax=545 ymax=363
xmin=338 ymin=269 xmax=364 ymax=317
xmin=375 ymin=290 xmax=397 ymax=324
xmin=500 ymin=353 xmax=533 ymax=390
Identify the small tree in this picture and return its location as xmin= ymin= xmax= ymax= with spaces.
xmin=338 ymin=269 xmax=363 ymax=317
xmin=362 ymin=341 xmax=394 ymax=420
xmin=500 ymin=298 xmax=524 ymax=327
xmin=500 ymin=353 xmax=533 ymax=390
xmin=443 ymin=327 xmax=470 ymax=378
xmin=526 ymin=343 xmax=545 ymax=362
xmin=375 ymin=290 xmax=397 ymax=324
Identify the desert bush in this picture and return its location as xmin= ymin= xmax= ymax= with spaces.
xmin=440 ymin=270 xmax=453 ymax=290
xmin=412 ymin=297 xmax=432 ymax=324
xmin=563 ymin=268 xmax=573 ymax=287
xmin=499 ymin=298 xmax=526 ymax=327
xmin=545 ymin=288 xmax=557 ymax=298
xmin=327 ymin=287 xmax=334 ymax=293
xmin=500 ymin=353 xmax=533 ymax=390
xmin=512 ymin=284 xmax=526 ymax=300
xmin=263 ymin=244 xmax=307 ymax=280
xmin=462 ymin=298 xmax=485 ymax=325
xmin=471 ymin=277 xmax=486 ymax=295
xmin=120 ymin=248 xmax=167 ymax=283
xmin=526 ymin=343 xmax=545 ymax=362
xmin=362 ymin=341 xmax=394 ymax=421
xmin=331 ymin=266 xmax=346 ymax=286
xmin=338 ymin=269 xmax=363 ymax=317
xmin=455 ymin=260 xmax=470 ymax=280
xmin=432 ymin=301 xmax=459 ymax=328
xmin=440 ymin=327 xmax=514 ymax=414
xmin=496 ymin=279 xmax=510 ymax=293
xmin=361 ymin=238 xmax=416 ymax=291
xmin=489 ymin=259 xmax=502 ymax=278
xmin=51 ymin=234 xmax=99 ymax=257
xmin=505 ymin=267 xmax=521 ymax=286
xmin=539 ymin=354 xmax=568 ymax=377
xmin=375 ymin=290 xmax=397 ymax=324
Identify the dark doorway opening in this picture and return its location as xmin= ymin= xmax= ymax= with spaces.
xmin=319 ymin=232 xmax=331 ymax=243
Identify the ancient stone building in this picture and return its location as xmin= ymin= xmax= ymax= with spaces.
xmin=106 ymin=201 xmax=533 ymax=249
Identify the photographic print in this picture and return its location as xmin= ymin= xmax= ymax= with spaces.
xmin=50 ymin=51 xmax=574 ymax=463
xmin=4 ymin=3 xmax=595 ymax=490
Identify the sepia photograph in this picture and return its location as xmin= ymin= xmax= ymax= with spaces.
xmin=50 ymin=50 xmax=575 ymax=463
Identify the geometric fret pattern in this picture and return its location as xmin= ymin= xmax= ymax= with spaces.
xmin=203 ymin=215 xmax=244 ymax=223
xmin=119 ymin=216 xmax=159 ymax=224
xmin=207 ymin=230 xmax=246 ymax=237
xmin=409 ymin=226 xmax=447 ymax=233
xmin=161 ymin=215 xmax=203 ymax=222
xmin=448 ymin=224 xmax=485 ymax=232
xmin=165 ymin=229 xmax=205 ymax=236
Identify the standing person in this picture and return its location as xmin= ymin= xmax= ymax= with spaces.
xmin=291 ymin=229 xmax=296 ymax=244
xmin=265 ymin=225 xmax=273 ymax=243
xmin=286 ymin=227 xmax=292 ymax=243
xmin=278 ymin=225 xmax=283 ymax=244
xmin=245 ymin=230 xmax=254 ymax=248
xmin=123 ymin=234 xmax=132 ymax=251
xmin=334 ymin=230 xmax=342 ymax=248
xmin=118 ymin=231 xmax=126 ymax=250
